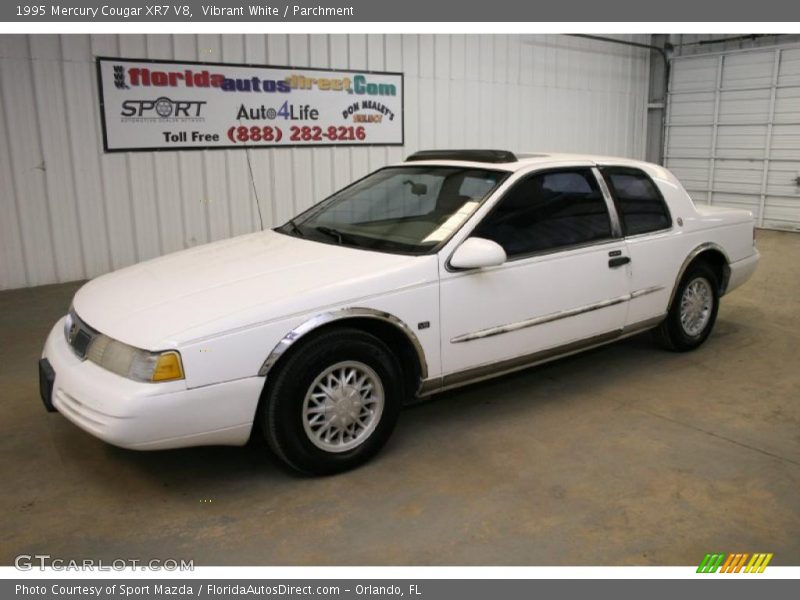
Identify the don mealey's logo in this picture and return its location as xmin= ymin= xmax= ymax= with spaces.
xmin=120 ymin=97 xmax=206 ymax=121
xmin=341 ymin=99 xmax=395 ymax=123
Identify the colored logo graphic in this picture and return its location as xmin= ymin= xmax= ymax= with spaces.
xmin=697 ymin=553 xmax=773 ymax=573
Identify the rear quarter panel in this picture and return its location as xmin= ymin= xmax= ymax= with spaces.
xmin=624 ymin=171 xmax=756 ymax=326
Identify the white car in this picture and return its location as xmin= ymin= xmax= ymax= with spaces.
xmin=40 ymin=150 xmax=760 ymax=474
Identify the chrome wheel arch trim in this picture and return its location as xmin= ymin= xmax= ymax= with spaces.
xmin=668 ymin=242 xmax=731 ymax=308
xmin=258 ymin=307 xmax=429 ymax=380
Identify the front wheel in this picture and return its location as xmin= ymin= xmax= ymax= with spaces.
xmin=261 ymin=328 xmax=403 ymax=475
xmin=653 ymin=262 xmax=720 ymax=352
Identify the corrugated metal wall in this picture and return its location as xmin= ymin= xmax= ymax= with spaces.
xmin=670 ymin=34 xmax=800 ymax=57
xmin=665 ymin=44 xmax=800 ymax=231
xmin=0 ymin=34 xmax=649 ymax=290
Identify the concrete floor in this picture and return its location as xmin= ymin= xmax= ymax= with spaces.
xmin=1 ymin=230 xmax=799 ymax=566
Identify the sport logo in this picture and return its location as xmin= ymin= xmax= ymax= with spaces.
xmin=120 ymin=97 xmax=206 ymax=121
xmin=697 ymin=553 xmax=773 ymax=573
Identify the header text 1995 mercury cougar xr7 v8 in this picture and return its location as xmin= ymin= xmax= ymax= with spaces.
xmin=40 ymin=150 xmax=759 ymax=474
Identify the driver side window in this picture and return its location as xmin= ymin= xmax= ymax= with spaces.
xmin=472 ymin=169 xmax=612 ymax=258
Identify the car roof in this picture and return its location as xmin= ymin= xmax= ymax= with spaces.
xmin=393 ymin=151 xmax=665 ymax=177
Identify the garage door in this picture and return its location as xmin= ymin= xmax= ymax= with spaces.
xmin=664 ymin=45 xmax=800 ymax=231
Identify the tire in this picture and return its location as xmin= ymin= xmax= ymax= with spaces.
xmin=261 ymin=327 xmax=403 ymax=475
xmin=653 ymin=261 xmax=720 ymax=352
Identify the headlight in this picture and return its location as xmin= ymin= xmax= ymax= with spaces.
xmin=85 ymin=335 xmax=184 ymax=382
xmin=65 ymin=307 xmax=184 ymax=383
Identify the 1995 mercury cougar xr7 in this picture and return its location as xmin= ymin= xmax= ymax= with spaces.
xmin=40 ymin=150 xmax=760 ymax=474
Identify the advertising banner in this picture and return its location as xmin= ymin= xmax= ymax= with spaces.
xmin=97 ymin=57 xmax=403 ymax=151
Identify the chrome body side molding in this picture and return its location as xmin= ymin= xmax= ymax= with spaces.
xmin=419 ymin=315 xmax=665 ymax=397
xmin=259 ymin=307 xmax=429 ymax=380
xmin=450 ymin=286 xmax=663 ymax=344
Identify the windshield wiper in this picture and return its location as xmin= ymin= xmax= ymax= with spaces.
xmin=285 ymin=218 xmax=304 ymax=238
xmin=314 ymin=226 xmax=362 ymax=247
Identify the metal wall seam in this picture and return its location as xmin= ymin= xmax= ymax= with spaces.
xmin=756 ymin=49 xmax=782 ymax=227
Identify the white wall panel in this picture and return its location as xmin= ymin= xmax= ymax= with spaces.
xmin=666 ymin=44 xmax=800 ymax=231
xmin=0 ymin=34 xmax=649 ymax=290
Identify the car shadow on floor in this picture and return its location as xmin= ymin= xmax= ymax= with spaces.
xmin=60 ymin=313 xmax=760 ymax=492
xmin=75 ymin=331 xmax=653 ymax=489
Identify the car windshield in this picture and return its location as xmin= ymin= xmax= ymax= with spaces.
xmin=276 ymin=166 xmax=508 ymax=254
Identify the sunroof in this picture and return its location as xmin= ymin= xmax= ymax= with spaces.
xmin=405 ymin=149 xmax=518 ymax=163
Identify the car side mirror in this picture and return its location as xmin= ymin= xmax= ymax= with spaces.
xmin=450 ymin=237 xmax=507 ymax=270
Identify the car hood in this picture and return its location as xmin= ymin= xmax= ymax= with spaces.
xmin=73 ymin=230 xmax=435 ymax=349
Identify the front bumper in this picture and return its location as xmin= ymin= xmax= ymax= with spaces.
xmin=41 ymin=317 xmax=263 ymax=450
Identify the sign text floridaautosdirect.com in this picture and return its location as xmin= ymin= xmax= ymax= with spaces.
xmin=97 ymin=58 xmax=403 ymax=151
xmin=16 ymin=4 xmax=355 ymax=19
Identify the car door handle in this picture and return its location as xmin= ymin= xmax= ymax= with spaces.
xmin=608 ymin=256 xmax=631 ymax=268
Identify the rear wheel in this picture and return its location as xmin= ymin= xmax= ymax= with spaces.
xmin=653 ymin=262 xmax=720 ymax=352
xmin=261 ymin=328 xmax=403 ymax=475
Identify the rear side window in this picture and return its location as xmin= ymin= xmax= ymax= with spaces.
xmin=472 ymin=169 xmax=612 ymax=258
xmin=602 ymin=167 xmax=671 ymax=236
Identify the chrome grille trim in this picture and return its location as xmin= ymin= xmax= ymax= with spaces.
xmin=64 ymin=310 xmax=98 ymax=359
